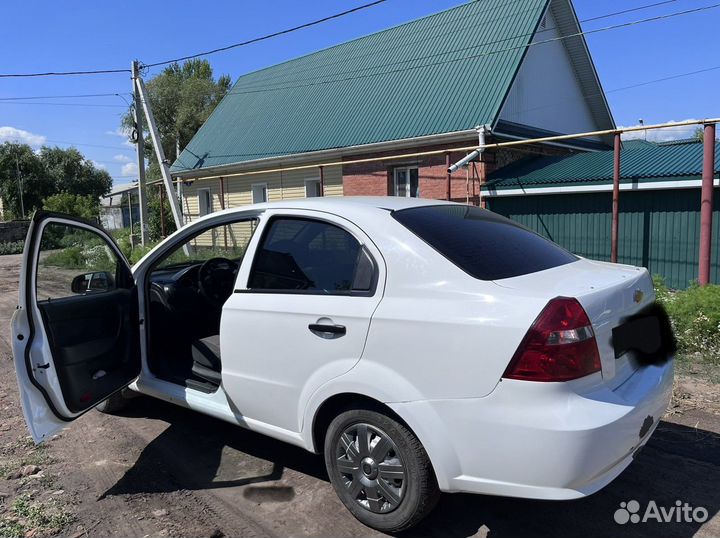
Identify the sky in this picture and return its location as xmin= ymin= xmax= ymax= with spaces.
xmin=1 ymin=0 xmax=718 ymax=187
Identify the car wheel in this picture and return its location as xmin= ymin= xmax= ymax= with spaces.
xmin=95 ymin=391 xmax=129 ymax=414
xmin=324 ymin=408 xmax=440 ymax=532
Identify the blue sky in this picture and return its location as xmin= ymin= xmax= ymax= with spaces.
xmin=1 ymin=0 xmax=718 ymax=186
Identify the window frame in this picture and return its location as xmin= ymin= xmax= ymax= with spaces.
xmin=304 ymin=178 xmax=322 ymax=198
xmin=243 ymin=215 xmax=378 ymax=297
xmin=251 ymin=183 xmax=268 ymax=204
xmin=393 ymin=166 xmax=419 ymax=198
xmin=197 ymin=188 xmax=212 ymax=217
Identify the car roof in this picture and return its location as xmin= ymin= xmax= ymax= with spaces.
xmin=230 ymin=196 xmax=451 ymax=212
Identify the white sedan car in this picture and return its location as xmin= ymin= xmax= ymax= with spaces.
xmin=12 ymin=197 xmax=673 ymax=532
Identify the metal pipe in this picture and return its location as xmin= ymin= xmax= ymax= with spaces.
xmin=611 ymin=133 xmax=621 ymax=263
xmin=699 ymin=123 xmax=716 ymax=285
xmin=319 ymin=166 xmax=325 ymax=196
xmin=446 ymin=153 xmax=451 ymax=201
xmin=448 ymin=150 xmax=480 ymax=174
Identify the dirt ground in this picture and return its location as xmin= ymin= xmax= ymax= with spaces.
xmin=0 ymin=252 xmax=719 ymax=538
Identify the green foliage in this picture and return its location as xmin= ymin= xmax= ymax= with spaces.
xmin=9 ymin=493 xmax=74 ymax=535
xmin=42 ymin=192 xmax=100 ymax=220
xmin=111 ymin=227 xmax=157 ymax=264
xmin=0 ymin=142 xmax=112 ymax=218
xmin=148 ymin=187 xmax=177 ymax=241
xmin=0 ymin=240 xmax=24 ymax=255
xmin=654 ymin=276 xmax=720 ymax=360
xmin=121 ymin=59 xmax=230 ymax=179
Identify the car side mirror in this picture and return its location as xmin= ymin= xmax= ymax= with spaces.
xmin=71 ymin=271 xmax=114 ymax=294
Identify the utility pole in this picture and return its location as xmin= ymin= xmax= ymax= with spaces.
xmin=134 ymin=75 xmax=184 ymax=229
xmin=131 ymin=60 xmax=149 ymax=245
xmin=15 ymin=155 xmax=24 ymax=219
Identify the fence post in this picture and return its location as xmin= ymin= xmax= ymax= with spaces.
xmin=699 ymin=123 xmax=716 ymax=285
xmin=611 ymin=133 xmax=621 ymax=263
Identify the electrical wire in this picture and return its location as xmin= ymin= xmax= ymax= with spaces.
xmin=0 ymin=101 xmax=126 ymax=108
xmin=0 ymin=92 xmax=131 ymax=101
xmin=141 ymin=0 xmax=389 ymax=68
xmin=221 ymin=2 xmax=720 ymax=96
xmin=0 ymin=68 xmax=130 ymax=79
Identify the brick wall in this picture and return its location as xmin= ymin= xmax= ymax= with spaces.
xmin=341 ymin=138 xmax=569 ymax=205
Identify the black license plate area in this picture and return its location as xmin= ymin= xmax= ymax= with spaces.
xmin=611 ymin=304 xmax=676 ymax=364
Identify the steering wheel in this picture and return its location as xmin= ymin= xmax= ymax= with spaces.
xmin=198 ymin=257 xmax=238 ymax=308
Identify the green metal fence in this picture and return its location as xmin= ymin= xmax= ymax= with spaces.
xmin=488 ymin=188 xmax=720 ymax=289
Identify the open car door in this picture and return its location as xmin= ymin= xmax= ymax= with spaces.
xmin=11 ymin=211 xmax=140 ymax=443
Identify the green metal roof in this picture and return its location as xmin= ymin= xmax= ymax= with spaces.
xmin=487 ymin=139 xmax=720 ymax=189
xmin=172 ymin=0 xmax=549 ymax=173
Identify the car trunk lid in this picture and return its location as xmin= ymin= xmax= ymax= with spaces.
xmin=494 ymin=258 xmax=655 ymax=388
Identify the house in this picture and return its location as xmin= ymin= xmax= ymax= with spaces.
xmin=484 ymin=138 xmax=720 ymax=288
xmin=100 ymin=182 xmax=139 ymax=231
xmin=170 ymin=0 xmax=614 ymax=219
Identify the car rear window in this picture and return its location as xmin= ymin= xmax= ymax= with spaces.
xmin=392 ymin=205 xmax=578 ymax=280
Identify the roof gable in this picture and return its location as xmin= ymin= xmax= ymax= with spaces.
xmin=173 ymin=0 xmax=550 ymax=173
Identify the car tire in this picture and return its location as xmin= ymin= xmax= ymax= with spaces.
xmin=324 ymin=408 xmax=440 ymax=532
xmin=95 ymin=391 xmax=129 ymax=414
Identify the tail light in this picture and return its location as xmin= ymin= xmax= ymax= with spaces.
xmin=503 ymin=297 xmax=601 ymax=382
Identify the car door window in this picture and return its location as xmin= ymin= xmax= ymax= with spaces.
xmin=36 ymin=222 xmax=128 ymax=302
xmin=248 ymin=217 xmax=375 ymax=295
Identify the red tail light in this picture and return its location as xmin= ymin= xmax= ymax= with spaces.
xmin=503 ymin=297 xmax=601 ymax=382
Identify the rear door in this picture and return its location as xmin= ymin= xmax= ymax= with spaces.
xmin=221 ymin=210 xmax=384 ymax=432
xmin=12 ymin=211 xmax=140 ymax=442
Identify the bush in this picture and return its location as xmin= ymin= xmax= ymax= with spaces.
xmin=42 ymin=192 xmax=100 ymax=221
xmin=0 ymin=240 xmax=24 ymax=255
xmin=654 ymin=276 xmax=720 ymax=360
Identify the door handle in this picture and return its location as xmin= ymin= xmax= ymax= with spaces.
xmin=308 ymin=323 xmax=346 ymax=339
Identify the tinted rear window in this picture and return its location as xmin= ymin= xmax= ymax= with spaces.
xmin=392 ymin=205 xmax=577 ymax=280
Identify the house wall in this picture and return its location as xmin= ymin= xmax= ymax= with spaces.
xmin=182 ymin=164 xmax=343 ymax=221
xmin=341 ymin=140 xmax=570 ymax=204
xmin=497 ymin=8 xmax=601 ymax=139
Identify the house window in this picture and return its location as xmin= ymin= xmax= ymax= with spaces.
xmin=305 ymin=179 xmax=322 ymax=198
xmin=198 ymin=188 xmax=212 ymax=216
xmin=252 ymin=183 xmax=268 ymax=204
xmin=393 ymin=167 xmax=419 ymax=197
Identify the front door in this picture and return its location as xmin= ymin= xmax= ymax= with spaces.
xmin=12 ymin=211 xmax=140 ymax=442
xmin=220 ymin=211 xmax=384 ymax=432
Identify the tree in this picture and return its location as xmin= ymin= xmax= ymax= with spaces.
xmin=0 ymin=143 xmax=112 ymax=219
xmin=42 ymin=192 xmax=100 ymax=220
xmin=122 ymin=59 xmax=231 ymax=179
xmin=40 ymin=146 xmax=112 ymax=199
xmin=693 ymin=127 xmax=704 ymax=143
xmin=0 ymin=142 xmax=53 ymax=218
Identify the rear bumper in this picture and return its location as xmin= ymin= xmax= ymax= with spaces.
xmin=390 ymin=359 xmax=674 ymax=499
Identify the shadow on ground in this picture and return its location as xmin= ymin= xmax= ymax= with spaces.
xmin=101 ymin=397 xmax=719 ymax=538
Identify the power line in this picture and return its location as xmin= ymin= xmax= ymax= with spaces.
xmin=222 ymin=2 xmax=720 ymax=96
xmin=0 ymin=92 xmax=131 ymax=101
xmin=0 ymin=101 xmax=126 ymax=108
xmin=0 ymin=68 xmax=129 ymax=79
xmin=141 ymin=0 xmax=389 ymax=68
xmin=237 ymin=0 xmax=683 ymax=89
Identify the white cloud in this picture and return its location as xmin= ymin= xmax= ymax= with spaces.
xmin=107 ymin=126 xmax=134 ymax=148
xmin=620 ymin=119 xmax=701 ymax=143
xmin=121 ymin=162 xmax=138 ymax=177
xmin=91 ymin=160 xmax=107 ymax=170
xmin=0 ymin=126 xmax=47 ymax=147
xmin=113 ymin=154 xmax=131 ymax=163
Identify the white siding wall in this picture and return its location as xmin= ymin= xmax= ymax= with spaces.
xmin=181 ymin=164 xmax=343 ymax=223
xmin=498 ymin=8 xmax=600 ymax=138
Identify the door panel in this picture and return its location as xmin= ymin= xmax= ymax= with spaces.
xmin=220 ymin=212 xmax=384 ymax=433
xmin=37 ymin=289 xmax=139 ymax=413
xmin=12 ymin=211 xmax=140 ymax=442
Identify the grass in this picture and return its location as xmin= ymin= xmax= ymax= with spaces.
xmin=4 ymin=493 xmax=75 ymax=536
